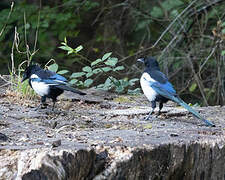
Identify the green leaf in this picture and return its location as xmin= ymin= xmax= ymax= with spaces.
xmin=222 ymin=29 xmax=225 ymax=34
xmin=102 ymin=67 xmax=112 ymax=72
xmin=64 ymin=37 xmax=67 ymax=44
xmin=70 ymin=72 xmax=85 ymax=78
xmin=113 ymin=79 xmax=120 ymax=87
xmin=162 ymin=0 xmax=183 ymax=11
xmin=128 ymin=88 xmax=141 ymax=95
xmin=91 ymin=58 xmax=103 ymax=66
xmin=76 ymin=81 xmax=84 ymax=87
xmin=58 ymin=46 xmax=67 ymax=50
xmin=120 ymin=79 xmax=129 ymax=87
xmin=61 ymin=42 xmax=67 ymax=46
xmin=74 ymin=45 xmax=83 ymax=53
xmin=129 ymin=78 xmax=139 ymax=86
xmin=104 ymin=77 xmax=112 ymax=87
xmin=221 ymin=50 xmax=225 ymax=56
xmin=115 ymin=86 xmax=124 ymax=93
xmin=25 ymin=23 xmax=30 ymax=30
xmin=102 ymin=52 xmax=112 ymax=61
xmin=82 ymin=66 xmax=92 ymax=72
xmin=93 ymin=68 xmax=102 ymax=74
xmin=57 ymin=70 xmax=69 ymax=75
xmin=170 ymin=9 xmax=178 ymax=18
xmin=86 ymin=72 xmax=94 ymax=78
xmin=84 ymin=79 xmax=93 ymax=87
xmin=113 ymin=66 xmax=124 ymax=71
xmin=97 ymin=84 xmax=104 ymax=88
xmin=189 ymin=83 xmax=197 ymax=92
xmin=150 ymin=6 xmax=163 ymax=18
xmin=48 ymin=63 xmax=58 ymax=72
xmin=222 ymin=22 xmax=225 ymax=27
xmin=59 ymin=46 xmax=73 ymax=52
xmin=69 ymin=79 xmax=78 ymax=85
xmin=105 ymin=57 xmax=118 ymax=66
xmin=135 ymin=19 xmax=151 ymax=31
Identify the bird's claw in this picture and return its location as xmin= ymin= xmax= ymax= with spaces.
xmin=143 ymin=111 xmax=157 ymax=121
xmin=143 ymin=116 xmax=151 ymax=121
xmin=34 ymin=103 xmax=48 ymax=111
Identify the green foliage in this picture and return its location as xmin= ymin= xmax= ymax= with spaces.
xmin=2 ymin=0 xmax=225 ymax=105
xmin=9 ymin=64 xmax=36 ymax=99
xmin=0 ymin=1 xmax=99 ymax=66
xmin=221 ymin=21 xmax=225 ymax=56
xmin=189 ymin=83 xmax=197 ymax=92
xmin=59 ymin=39 xmax=140 ymax=94
xmin=48 ymin=63 xmax=58 ymax=72
xmin=59 ymin=37 xmax=83 ymax=55
xmin=161 ymin=0 xmax=184 ymax=11
xmin=150 ymin=7 xmax=163 ymax=18
xmin=221 ymin=50 xmax=225 ymax=56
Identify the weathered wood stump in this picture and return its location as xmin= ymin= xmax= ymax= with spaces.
xmin=0 ymin=88 xmax=225 ymax=179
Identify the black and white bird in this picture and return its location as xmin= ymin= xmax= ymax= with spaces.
xmin=138 ymin=57 xmax=215 ymax=127
xmin=21 ymin=64 xmax=86 ymax=110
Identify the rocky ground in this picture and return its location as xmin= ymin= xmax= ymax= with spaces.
xmin=0 ymin=77 xmax=225 ymax=180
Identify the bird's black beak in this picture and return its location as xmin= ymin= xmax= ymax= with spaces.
xmin=137 ymin=58 xmax=144 ymax=63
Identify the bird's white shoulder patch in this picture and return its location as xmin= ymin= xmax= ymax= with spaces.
xmin=140 ymin=72 xmax=157 ymax=101
xmin=30 ymin=74 xmax=39 ymax=79
xmin=141 ymin=72 xmax=156 ymax=82
xmin=30 ymin=74 xmax=49 ymax=96
xmin=31 ymin=81 xmax=49 ymax=96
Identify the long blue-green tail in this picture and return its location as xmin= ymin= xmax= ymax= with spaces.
xmin=172 ymin=96 xmax=215 ymax=127
xmin=151 ymin=82 xmax=215 ymax=127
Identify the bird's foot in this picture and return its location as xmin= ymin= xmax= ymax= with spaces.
xmin=41 ymin=103 xmax=48 ymax=109
xmin=34 ymin=103 xmax=48 ymax=111
xmin=143 ymin=112 xmax=157 ymax=121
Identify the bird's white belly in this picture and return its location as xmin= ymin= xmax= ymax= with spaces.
xmin=140 ymin=72 xmax=157 ymax=102
xmin=31 ymin=81 xmax=49 ymax=96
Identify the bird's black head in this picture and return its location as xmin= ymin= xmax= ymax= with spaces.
xmin=21 ymin=64 xmax=41 ymax=82
xmin=137 ymin=57 xmax=160 ymax=70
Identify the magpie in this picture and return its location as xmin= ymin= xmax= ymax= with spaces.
xmin=21 ymin=64 xmax=86 ymax=110
xmin=137 ymin=57 xmax=215 ymax=127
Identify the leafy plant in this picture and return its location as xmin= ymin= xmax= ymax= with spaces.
xmin=59 ymin=38 xmax=140 ymax=94
xmin=11 ymin=62 xmax=36 ymax=99
xmin=8 ymin=11 xmax=39 ymax=99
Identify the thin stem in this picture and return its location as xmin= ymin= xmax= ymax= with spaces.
xmin=187 ymin=55 xmax=208 ymax=106
xmin=0 ymin=2 xmax=14 ymax=37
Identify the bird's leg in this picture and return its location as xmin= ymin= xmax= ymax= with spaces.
xmin=144 ymin=101 xmax=156 ymax=120
xmin=52 ymin=98 xmax=57 ymax=111
xmin=35 ymin=96 xmax=47 ymax=110
xmin=41 ymin=96 xmax=48 ymax=109
xmin=157 ymin=102 xmax=163 ymax=116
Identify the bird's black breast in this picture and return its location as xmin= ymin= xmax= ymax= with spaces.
xmin=47 ymin=86 xmax=64 ymax=101
xmin=28 ymin=79 xmax=32 ymax=88
xmin=155 ymin=94 xmax=169 ymax=103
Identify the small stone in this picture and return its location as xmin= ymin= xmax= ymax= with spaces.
xmin=170 ymin=133 xmax=179 ymax=137
xmin=52 ymin=139 xmax=61 ymax=148
xmin=0 ymin=133 xmax=8 ymax=141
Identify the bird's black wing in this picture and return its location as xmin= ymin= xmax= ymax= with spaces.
xmin=35 ymin=69 xmax=55 ymax=79
xmin=35 ymin=69 xmax=67 ymax=83
xmin=146 ymin=69 xmax=168 ymax=84
xmin=55 ymin=85 xmax=86 ymax=95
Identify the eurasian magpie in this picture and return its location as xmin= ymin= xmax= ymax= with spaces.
xmin=138 ymin=57 xmax=215 ymax=127
xmin=21 ymin=64 xmax=86 ymax=110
